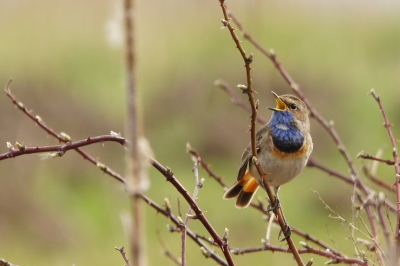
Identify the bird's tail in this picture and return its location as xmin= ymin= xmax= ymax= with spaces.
xmin=223 ymin=170 xmax=259 ymax=208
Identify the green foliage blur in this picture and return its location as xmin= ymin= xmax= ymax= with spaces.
xmin=1 ymin=0 xmax=400 ymax=265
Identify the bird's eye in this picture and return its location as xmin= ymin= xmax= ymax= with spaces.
xmin=290 ymin=103 xmax=297 ymax=110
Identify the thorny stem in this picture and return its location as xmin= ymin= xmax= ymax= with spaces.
xmin=156 ymin=231 xmax=182 ymax=266
xmin=188 ymin=144 xmax=346 ymax=257
xmin=150 ymin=158 xmax=235 ymax=266
xmin=369 ymin=89 xmax=400 ymax=261
xmin=3 ymin=80 xmax=232 ymax=266
xmin=218 ymin=1 xmax=304 ymax=265
xmin=3 ymin=80 xmax=127 ymax=184
xmin=358 ymin=152 xmax=399 ymax=166
xmin=140 ymin=194 xmax=228 ymax=266
xmin=115 ymin=246 xmax=132 ymax=266
xmin=0 ymin=135 xmax=127 ymax=161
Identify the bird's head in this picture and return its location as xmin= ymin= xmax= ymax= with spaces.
xmin=268 ymin=91 xmax=310 ymax=131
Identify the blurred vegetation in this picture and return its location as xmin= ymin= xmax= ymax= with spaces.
xmin=1 ymin=0 xmax=400 ymax=265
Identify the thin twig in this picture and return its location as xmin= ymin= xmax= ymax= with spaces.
xmin=313 ymin=189 xmax=386 ymax=263
xmin=188 ymin=144 xmax=344 ymax=257
xmin=0 ymin=135 xmax=127 ymax=161
xmin=369 ymin=89 xmax=400 ymax=260
xmin=182 ymin=158 xmax=204 ymax=266
xmin=187 ymin=143 xmax=227 ymax=188
xmin=156 ymin=231 xmax=182 ymax=266
xmin=376 ymin=193 xmax=392 ymax=252
xmin=150 ymin=158 xmax=234 ymax=266
xmin=358 ymin=152 xmax=398 ymax=166
xmin=3 ymin=80 xmax=127 ymax=184
xmin=139 ymin=193 xmax=228 ymax=266
xmin=3 ymin=81 xmax=230 ymax=265
xmin=230 ymin=243 xmax=368 ymax=265
xmin=362 ymin=165 xmax=395 ymax=193
xmin=265 ymin=213 xmax=275 ymax=245
xmin=115 ymin=246 xmax=132 ymax=266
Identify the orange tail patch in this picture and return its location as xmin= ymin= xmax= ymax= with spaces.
xmin=223 ymin=171 xmax=259 ymax=209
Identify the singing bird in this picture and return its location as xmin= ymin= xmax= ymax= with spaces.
xmin=223 ymin=92 xmax=313 ymax=208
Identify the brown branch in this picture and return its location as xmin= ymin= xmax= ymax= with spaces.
xmin=230 ymin=243 xmax=368 ymax=265
xmin=369 ymin=89 xmax=400 ymax=259
xmin=156 ymin=231 xmax=182 ymax=266
xmin=139 ymin=193 xmax=229 ymax=266
xmin=150 ymin=158 xmax=234 ymax=266
xmin=0 ymin=135 xmax=127 ymax=161
xmin=3 ymin=81 xmax=127 ymax=184
xmin=215 ymin=80 xmax=267 ymax=125
xmin=376 ymin=192 xmax=393 ymax=253
xmin=115 ymin=246 xmax=132 ymax=266
xmin=358 ymin=152 xmax=398 ymax=166
xmin=362 ymin=165 xmax=395 ymax=193
xmin=3 ymin=81 xmax=229 ymax=265
xmin=218 ymin=2 xmax=304 ymax=264
xmin=188 ymin=144 xmax=347 ymax=257
xmin=187 ymin=143 xmax=227 ymax=188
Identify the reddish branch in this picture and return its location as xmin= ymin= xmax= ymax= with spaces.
xmin=188 ymin=145 xmax=348 ymax=258
xmin=358 ymin=152 xmax=398 ymax=166
xmin=150 ymin=158 xmax=235 ymax=266
xmin=230 ymin=244 xmax=367 ymax=265
xmin=0 ymin=135 xmax=127 ymax=161
xmin=4 ymin=82 xmax=232 ymax=266
xmin=361 ymin=165 xmax=395 ymax=193
xmin=115 ymin=246 xmax=132 ymax=266
xmin=4 ymin=81 xmax=127 ymax=184
xmin=139 ymin=193 xmax=229 ymax=266
xmin=218 ymin=1 xmax=304 ymax=264
xmin=369 ymin=89 xmax=400 ymax=258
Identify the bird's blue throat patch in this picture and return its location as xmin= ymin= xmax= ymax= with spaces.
xmin=270 ymin=111 xmax=304 ymax=153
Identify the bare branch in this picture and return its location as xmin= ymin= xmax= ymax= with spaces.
xmin=0 ymin=135 xmax=127 ymax=161
xmin=156 ymin=231 xmax=182 ymax=266
xmin=139 ymin=193 xmax=228 ymax=266
xmin=3 ymin=81 xmax=127 ymax=184
xmin=369 ymin=89 xmax=400 ymax=260
xmin=115 ymin=246 xmax=132 ymax=266
xmin=149 ymin=158 xmax=234 ymax=266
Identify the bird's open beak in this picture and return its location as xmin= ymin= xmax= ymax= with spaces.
xmin=268 ymin=91 xmax=286 ymax=112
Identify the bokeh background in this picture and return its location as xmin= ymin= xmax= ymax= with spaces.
xmin=1 ymin=0 xmax=400 ymax=265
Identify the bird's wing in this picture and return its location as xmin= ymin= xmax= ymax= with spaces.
xmin=237 ymin=123 xmax=270 ymax=181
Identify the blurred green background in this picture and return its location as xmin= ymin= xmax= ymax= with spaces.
xmin=1 ymin=0 xmax=400 ymax=265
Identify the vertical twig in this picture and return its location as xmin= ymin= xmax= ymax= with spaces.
xmin=218 ymin=1 xmax=304 ymax=265
xmin=124 ymin=0 xmax=147 ymax=265
xmin=181 ymin=158 xmax=204 ymax=266
xmin=115 ymin=246 xmax=133 ymax=266
xmin=369 ymin=89 xmax=400 ymax=262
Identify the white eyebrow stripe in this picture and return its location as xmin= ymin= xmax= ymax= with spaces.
xmin=276 ymin=124 xmax=289 ymax=130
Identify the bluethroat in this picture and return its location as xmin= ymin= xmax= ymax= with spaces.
xmin=223 ymin=92 xmax=313 ymax=208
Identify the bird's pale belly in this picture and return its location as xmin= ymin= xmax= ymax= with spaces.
xmin=249 ymin=145 xmax=310 ymax=188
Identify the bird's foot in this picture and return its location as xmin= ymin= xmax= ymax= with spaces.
xmin=266 ymin=196 xmax=280 ymax=213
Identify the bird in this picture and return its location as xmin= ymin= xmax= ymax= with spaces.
xmin=223 ymin=91 xmax=313 ymax=209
